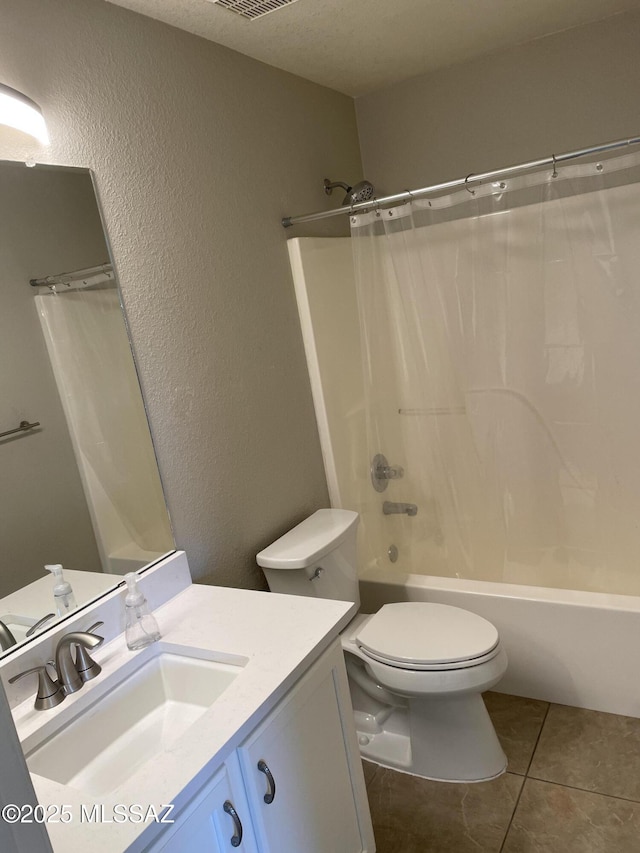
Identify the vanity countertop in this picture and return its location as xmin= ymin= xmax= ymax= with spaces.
xmin=11 ymin=583 xmax=355 ymax=852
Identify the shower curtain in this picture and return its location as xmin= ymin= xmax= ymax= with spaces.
xmin=36 ymin=285 xmax=173 ymax=570
xmin=351 ymin=150 xmax=640 ymax=595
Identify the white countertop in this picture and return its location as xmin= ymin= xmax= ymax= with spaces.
xmin=11 ymin=583 xmax=355 ymax=852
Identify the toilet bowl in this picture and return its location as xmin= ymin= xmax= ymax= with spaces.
xmin=342 ymin=608 xmax=507 ymax=781
xmin=256 ymin=509 xmax=507 ymax=782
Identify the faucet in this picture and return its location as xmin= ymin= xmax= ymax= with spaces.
xmin=55 ymin=626 xmax=103 ymax=695
xmin=383 ymin=501 xmax=418 ymax=517
xmin=9 ymin=622 xmax=104 ymax=710
xmin=0 ymin=620 xmax=17 ymax=651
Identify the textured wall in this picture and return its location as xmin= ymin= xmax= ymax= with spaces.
xmin=356 ymin=10 xmax=640 ymax=193
xmin=0 ymin=0 xmax=363 ymax=587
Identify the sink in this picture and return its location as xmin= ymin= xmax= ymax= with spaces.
xmin=25 ymin=645 xmax=246 ymax=797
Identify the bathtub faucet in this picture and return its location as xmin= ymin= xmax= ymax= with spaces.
xmin=383 ymin=501 xmax=418 ymax=517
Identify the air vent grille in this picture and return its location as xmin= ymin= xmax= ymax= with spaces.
xmin=213 ymin=0 xmax=300 ymax=20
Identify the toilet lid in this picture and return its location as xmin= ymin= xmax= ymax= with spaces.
xmin=356 ymin=602 xmax=499 ymax=669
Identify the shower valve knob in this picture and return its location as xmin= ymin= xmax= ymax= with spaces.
xmin=371 ymin=453 xmax=404 ymax=492
xmin=376 ymin=464 xmax=404 ymax=480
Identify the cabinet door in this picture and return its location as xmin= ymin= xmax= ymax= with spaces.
xmin=152 ymin=754 xmax=257 ymax=853
xmin=238 ymin=642 xmax=365 ymax=853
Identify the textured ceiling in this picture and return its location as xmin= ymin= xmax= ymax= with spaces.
xmin=106 ymin=0 xmax=640 ymax=96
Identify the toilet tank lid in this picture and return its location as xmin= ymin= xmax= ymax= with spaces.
xmin=256 ymin=509 xmax=359 ymax=569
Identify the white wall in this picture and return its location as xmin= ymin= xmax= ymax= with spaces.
xmin=0 ymin=0 xmax=363 ymax=588
xmin=356 ymin=10 xmax=640 ymax=193
xmin=0 ymin=165 xmax=104 ymax=595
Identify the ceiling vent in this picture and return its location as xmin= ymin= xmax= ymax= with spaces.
xmin=212 ymin=0 xmax=300 ymax=20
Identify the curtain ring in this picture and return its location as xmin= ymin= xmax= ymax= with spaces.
xmin=465 ymin=174 xmax=476 ymax=195
xmin=551 ymin=154 xmax=558 ymax=179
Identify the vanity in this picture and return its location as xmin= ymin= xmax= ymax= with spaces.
xmin=2 ymin=553 xmax=375 ymax=852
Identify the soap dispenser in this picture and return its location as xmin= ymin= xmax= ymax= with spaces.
xmin=124 ymin=573 xmax=161 ymax=651
xmin=44 ymin=564 xmax=77 ymax=617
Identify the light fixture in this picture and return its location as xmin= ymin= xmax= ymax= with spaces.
xmin=0 ymin=83 xmax=49 ymax=144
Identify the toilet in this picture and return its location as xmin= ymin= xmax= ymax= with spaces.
xmin=257 ymin=508 xmax=508 ymax=783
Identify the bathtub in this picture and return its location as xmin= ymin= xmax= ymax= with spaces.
xmin=288 ymin=235 xmax=640 ymax=721
xmin=360 ymin=567 xmax=640 ymax=719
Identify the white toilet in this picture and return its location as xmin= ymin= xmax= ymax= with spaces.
xmin=257 ymin=508 xmax=508 ymax=783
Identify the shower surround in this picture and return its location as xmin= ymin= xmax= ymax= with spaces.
xmin=287 ymin=158 xmax=640 ymax=717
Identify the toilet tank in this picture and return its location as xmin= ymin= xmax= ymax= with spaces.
xmin=256 ymin=509 xmax=360 ymax=606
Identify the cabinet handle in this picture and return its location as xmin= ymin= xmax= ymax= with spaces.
xmin=223 ymin=800 xmax=243 ymax=848
xmin=257 ymin=759 xmax=276 ymax=804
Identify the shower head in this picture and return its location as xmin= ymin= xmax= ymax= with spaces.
xmin=324 ymin=178 xmax=376 ymax=207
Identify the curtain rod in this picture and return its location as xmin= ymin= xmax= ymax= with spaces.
xmin=281 ymin=134 xmax=640 ymax=228
xmin=29 ymin=262 xmax=113 ymax=288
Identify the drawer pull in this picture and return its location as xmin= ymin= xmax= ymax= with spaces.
xmin=223 ymin=800 xmax=243 ymax=848
xmin=257 ymin=759 xmax=276 ymax=804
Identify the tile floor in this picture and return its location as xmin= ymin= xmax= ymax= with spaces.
xmin=364 ymin=692 xmax=640 ymax=852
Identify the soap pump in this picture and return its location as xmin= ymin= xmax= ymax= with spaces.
xmin=44 ymin=564 xmax=77 ymax=617
xmin=124 ymin=573 xmax=161 ymax=651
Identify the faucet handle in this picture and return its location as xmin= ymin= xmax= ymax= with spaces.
xmin=75 ymin=621 xmax=104 ymax=683
xmin=371 ymin=453 xmax=405 ymax=492
xmin=25 ymin=613 xmax=56 ymax=638
xmin=55 ymin=630 xmax=103 ymax=695
xmin=376 ymin=464 xmax=405 ymax=480
xmin=9 ymin=665 xmax=65 ymax=711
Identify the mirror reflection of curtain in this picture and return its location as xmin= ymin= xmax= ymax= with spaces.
xmin=35 ymin=286 xmax=174 ymax=573
xmin=352 ymin=151 xmax=640 ymax=596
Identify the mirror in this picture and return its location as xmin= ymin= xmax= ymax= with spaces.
xmin=0 ymin=161 xmax=174 ymax=654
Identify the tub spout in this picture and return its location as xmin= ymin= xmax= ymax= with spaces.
xmin=383 ymin=501 xmax=418 ymax=516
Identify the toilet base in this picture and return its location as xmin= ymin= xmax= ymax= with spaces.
xmin=353 ymin=694 xmax=507 ymax=783
xmin=359 ymin=737 xmax=505 ymax=785
xmin=409 ymin=693 xmax=507 ymax=781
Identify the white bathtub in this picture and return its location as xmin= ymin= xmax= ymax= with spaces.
xmin=360 ymin=568 xmax=640 ymax=718
xmin=289 ymin=235 xmax=640 ymax=720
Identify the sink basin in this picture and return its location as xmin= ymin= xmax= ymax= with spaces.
xmin=25 ymin=645 xmax=246 ymax=797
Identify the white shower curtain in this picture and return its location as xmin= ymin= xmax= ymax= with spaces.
xmin=36 ymin=285 xmax=173 ymax=569
xmin=351 ymin=150 xmax=640 ymax=595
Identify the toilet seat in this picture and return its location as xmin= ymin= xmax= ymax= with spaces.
xmin=356 ymin=602 xmax=500 ymax=671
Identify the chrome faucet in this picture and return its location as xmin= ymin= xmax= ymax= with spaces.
xmin=55 ymin=624 xmax=104 ymax=695
xmin=9 ymin=622 xmax=104 ymax=710
xmin=383 ymin=501 xmax=418 ymax=517
xmin=0 ymin=620 xmax=17 ymax=651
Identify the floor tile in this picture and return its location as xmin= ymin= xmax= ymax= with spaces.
xmin=528 ymin=703 xmax=640 ymax=800
xmin=484 ymin=692 xmax=549 ymax=775
xmin=367 ymin=766 xmax=523 ymax=852
xmin=362 ymin=759 xmax=379 ymax=787
xmin=502 ymin=778 xmax=640 ymax=852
